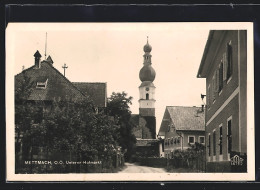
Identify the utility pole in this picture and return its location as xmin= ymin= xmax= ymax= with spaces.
xmin=45 ymin=32 xmax=47 ymax=59
xmin=62 ymin=63 xmax=68 ymax=77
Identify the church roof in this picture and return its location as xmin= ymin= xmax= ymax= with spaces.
xmin=72 ymin=82 xmax=107 ymax=107
xmin=139 ymin=65 xmax=156 ymax=82
xmin=143 ymin=41 xmax=152 ymax=53
xmin=158 ymin=106 xmax=205 ymax=135
xmin=15 ymin=60 xmax=86 ymax=102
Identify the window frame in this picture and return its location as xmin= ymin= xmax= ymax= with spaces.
xmin=207 ymin=84 xmax=211 ymax=110
xmin=218 ymin=61 xmax=224 ymax=94
xmin=227 ymin=116 xmax=232 ymax=159
xmin=188 ymin=135 xmax=195 ymax=145
xmin=213 ymin=130 xmax=216 ymax=156
xmin=36 ymin=78 xmax=48 ymax=89
xmin=226 ymin=41 xmax=233 ymax=82
xmin=208 ymin=133 xmax=211 ymax=157
xmin=199 ymin=136 xmax=205 ymax=144
xmin=219 ymin=124 xmax=223 ymax=155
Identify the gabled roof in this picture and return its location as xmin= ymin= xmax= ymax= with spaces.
xmin=197 ymin=30 xmax=227 ymax=78
xmin=72 ymin=82 xmax=107 ymax=107
xmin=46 ymin=55 xmax=54 ymax=64
xmin=159 ymin=106 xmax=205 ymax=135
xmin=15 ymin=60 xmax=86 ymax=102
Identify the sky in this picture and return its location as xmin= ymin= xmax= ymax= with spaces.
xmin=9 ymin=23 xmax=210 ymax=134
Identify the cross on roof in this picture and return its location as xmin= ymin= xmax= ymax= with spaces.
xmin=62 ymin=63 xmax=68 ymax=77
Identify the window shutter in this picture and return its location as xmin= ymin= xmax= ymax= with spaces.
xmin=223 ymin=52 xmax=227 ymax=81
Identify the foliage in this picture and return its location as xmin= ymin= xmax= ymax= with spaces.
xmin=107 ymin=91 xmax=136 ymax=161
xmin=172 ymin=142 xmax=205 ymax=161
xmin=15 ymin=74 xmax=121 ymax=173
xmin=41 ymin=99 xmax=120 ymax=162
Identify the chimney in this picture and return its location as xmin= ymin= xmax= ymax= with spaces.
xmin=34 ymin=50 xmax=42 ymax=68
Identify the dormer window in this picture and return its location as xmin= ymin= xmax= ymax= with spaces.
xmin=36 ymin=78 xmax=48 ymax=89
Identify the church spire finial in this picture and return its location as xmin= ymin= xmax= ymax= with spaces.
xmin=147 ymin=36 xmax=149 ymax=44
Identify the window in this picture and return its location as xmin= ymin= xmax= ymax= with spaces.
xmin=226 ymin=42 xmax=232 ymax=80
xmin=208 ymin=134 xmax=211 ymax=156
xmin=146 ymin=93 xmax=149 ymax=100
xmin=36 ymin=78 xmax=48 ymax=89
xmin=174 ymin=137 xmax=180 ymax=144
xmin=207 ymin=84 xmax=211 ymax=109
xmin=177 ymin=137 xmax=180 ymax=144
xmin=199 ymin=136 xmax=205 ymax=144
xmin=227 ymin=118 xmax=232 ymax=154
xmin=212 ymin=73 xmax=216 ymax=102
xmin=171 ymin=137 xmax=174 ymax=145
xmin=188 ymin=136 xmax=195 ymax=144
xmin=218 ymin=62 xmax=223 ymax=92
xmin=213 ymin=130 xmax=216 ymax=156
xmin=219 ymin=125 xmax=223 ymax=155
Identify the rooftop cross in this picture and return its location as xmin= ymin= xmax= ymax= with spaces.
xmin=62 ymin=63 xmax=68 ymax=77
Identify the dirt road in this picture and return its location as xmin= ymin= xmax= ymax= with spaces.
xmin=119 ymin=162 xmax=167 ymax=173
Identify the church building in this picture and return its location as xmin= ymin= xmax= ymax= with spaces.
xmin=131 ymin=38 xmax=159 ymax=157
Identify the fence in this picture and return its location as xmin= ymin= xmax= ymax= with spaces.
xmin=136 ymin=150 xmax=206 ymax=172
xmin=167 ymin=150 xmax=206 ymax=172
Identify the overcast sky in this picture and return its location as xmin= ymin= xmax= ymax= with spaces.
xmin=9 ymin=23 xmax=212 ymax=133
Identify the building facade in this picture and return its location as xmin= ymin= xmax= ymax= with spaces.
xmin=158 ymin=106 xmax=205 ymax=158
xmin=15 ymin=50 xmax=108 ymax=163
xmin=197 ymin=30 xmax=247 ymax=172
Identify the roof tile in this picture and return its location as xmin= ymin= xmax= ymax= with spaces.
xmin=72 ymin=82 xmax=107 ymax=107
xmin=159 ymin=106 xmax=205 ymax=134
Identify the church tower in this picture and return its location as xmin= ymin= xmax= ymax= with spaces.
xmin=139 ymin=37 xmax=156 ymax=117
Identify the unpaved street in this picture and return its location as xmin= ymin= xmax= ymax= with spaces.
xmin=119 ymin=162 xmax=167 ymax=173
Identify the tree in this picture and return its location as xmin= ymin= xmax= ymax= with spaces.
xmin=107 ymin=92 xmax=136 ymax=161
xmin=15 ymin=73 xmax=121 ymax=173
xmin=34 ymin=98 xmax=119 ymax=172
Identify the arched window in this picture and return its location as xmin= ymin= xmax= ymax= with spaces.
xmin=146 ymin=93 xmax=149 ymax=100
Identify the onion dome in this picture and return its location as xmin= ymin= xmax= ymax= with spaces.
xmin=143 ymin=41 xmax=152 ymax=53
xmin=139 ymin=65 xmax=156 ymax=82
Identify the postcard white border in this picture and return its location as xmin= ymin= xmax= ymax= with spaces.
xmin=6 ymin=22 xmax=255 ymax=181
